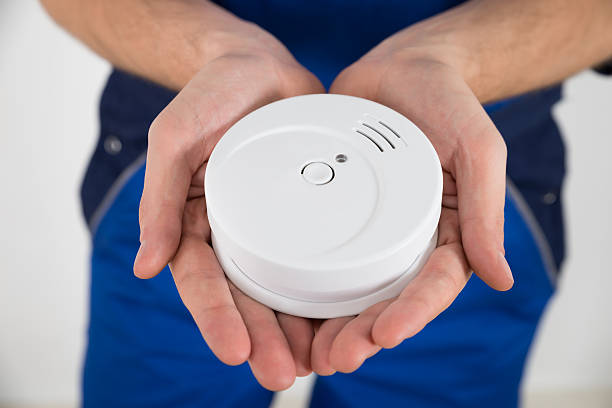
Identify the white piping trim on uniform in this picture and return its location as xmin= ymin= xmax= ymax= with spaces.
xmin=506 ymin=177 xmax=558 ymax=287
xmin=89 ymin=152 xmax=147 ymax=236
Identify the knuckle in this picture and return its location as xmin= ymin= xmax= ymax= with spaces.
xmin=213 ymin=52 xmax=285 ymax=91
xmin=149 ymin=108 xmax=184 ymax=143
xmin=405 ymin=294 xmax=435 ymax=320
xmin=457 ymin=122 xmax=507 ymax=169
xmin=148 ymin=103 xmax=203 ymax=163
xmin=331 ymin=61 xmax=380 ymax=98
xmin=488 ymin=133 xmax=508 ymax=160
xmin=437 ymin=267 xmax=464 ymax=295
xmin=385 ymin=51 xmax=415 ymax=79
xmin=148 ymin=110 xmax=173 ymax=143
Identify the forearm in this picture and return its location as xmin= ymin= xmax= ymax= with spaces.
xmin=40 ymin=0 xmax=286 ymax=90
xmin=383 ymin=0 xmax=612 ymax=103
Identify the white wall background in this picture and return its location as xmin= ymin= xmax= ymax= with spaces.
xmin=0 ymin=2 xmax=611 ymax=407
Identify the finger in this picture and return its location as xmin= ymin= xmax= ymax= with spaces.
xmin=442 ymin=170 xmax=457 ymax=196
xmin=328 ymin=301 xmax=389 ymax=373
xmin=372 ymin=241 xmax=470 ymax=349
xmin=454 ymin=117 xmax=513 ymax=290
xmin=310 ymin=317 xmax=353 ymax=376
xmin=134 ymin=102 xmax=205 ymax=279
xmin=169 ymin=200 xmax=250 ymax=366
xmin=187 ymin=162 xmax=208 ymax=199
xmin=442 ymin=194 xmax=458 ymax=209
xmin=231 ymin=284 xmax=297 ymax=391
xmin=372 ymin=208 xmax=466 ymax=347
xmin=277 ymin=313 xmax=315 ymax=377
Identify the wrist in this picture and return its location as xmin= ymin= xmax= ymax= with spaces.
xmin=370 ymin=0 xmax=612 ymax=103
xmin=184 ymin=20 xmax=308 ymax=94
xmin=358 ymin=0 xmax=530 ymax=103
xmin=366 ymin=23 xmax=487 ymax=100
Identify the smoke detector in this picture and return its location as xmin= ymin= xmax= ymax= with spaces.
xmin=205 ymin=94 xmax=442 ymax=318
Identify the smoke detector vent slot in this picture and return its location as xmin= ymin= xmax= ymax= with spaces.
xmin=355 ymin=116 xmax=408 ymax=152
xmin=378 ymin=121 xmax=405 ymax=145
xmin=355 ymin=128 xmax=383 ymax=152
xmin=361 ymin=122 xmax=395 ymax=149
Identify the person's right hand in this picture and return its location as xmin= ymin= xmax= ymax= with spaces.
xmin=133 ymin=27 xmax=325 ymax=390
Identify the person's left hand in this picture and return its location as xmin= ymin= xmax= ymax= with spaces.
xmin=310 ymin=34 xmax=515 ymax=375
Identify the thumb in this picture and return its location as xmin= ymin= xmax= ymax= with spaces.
xmin=133 ymin=106 xmax=204 ymax=279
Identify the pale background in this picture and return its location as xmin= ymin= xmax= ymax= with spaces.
xmin=1 ymin=2 xmax=611 ymax=407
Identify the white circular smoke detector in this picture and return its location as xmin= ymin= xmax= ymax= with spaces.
xmin=205 ymin=94 xmax=442 ymax=318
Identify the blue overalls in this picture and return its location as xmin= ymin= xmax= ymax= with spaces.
xmin=80 ymin=1 xmax=566 ymax=406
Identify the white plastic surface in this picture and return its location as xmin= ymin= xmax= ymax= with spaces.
xmin=205 ymin=94 xmax=442 ymax=318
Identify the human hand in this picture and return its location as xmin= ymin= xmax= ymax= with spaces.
xmin=311 ymin=36 xmax=514 ymax=375
xmin=133 ymin=34 xmax=325 ymax=390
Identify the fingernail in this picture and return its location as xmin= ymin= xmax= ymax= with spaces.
xmin=296 ymin=363 xmax=312 ymax=377
xmin=498 ymin=251 xmax=514 ymax=286
xmin=134 ymin=241 xmax=147 ymax=276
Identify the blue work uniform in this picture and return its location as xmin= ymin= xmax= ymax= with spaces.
xmin=81 ymin=1 xmax=568 ymax=407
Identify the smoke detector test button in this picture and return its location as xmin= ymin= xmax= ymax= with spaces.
xmin=302 ymin=162 xmax=334 ymax=185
